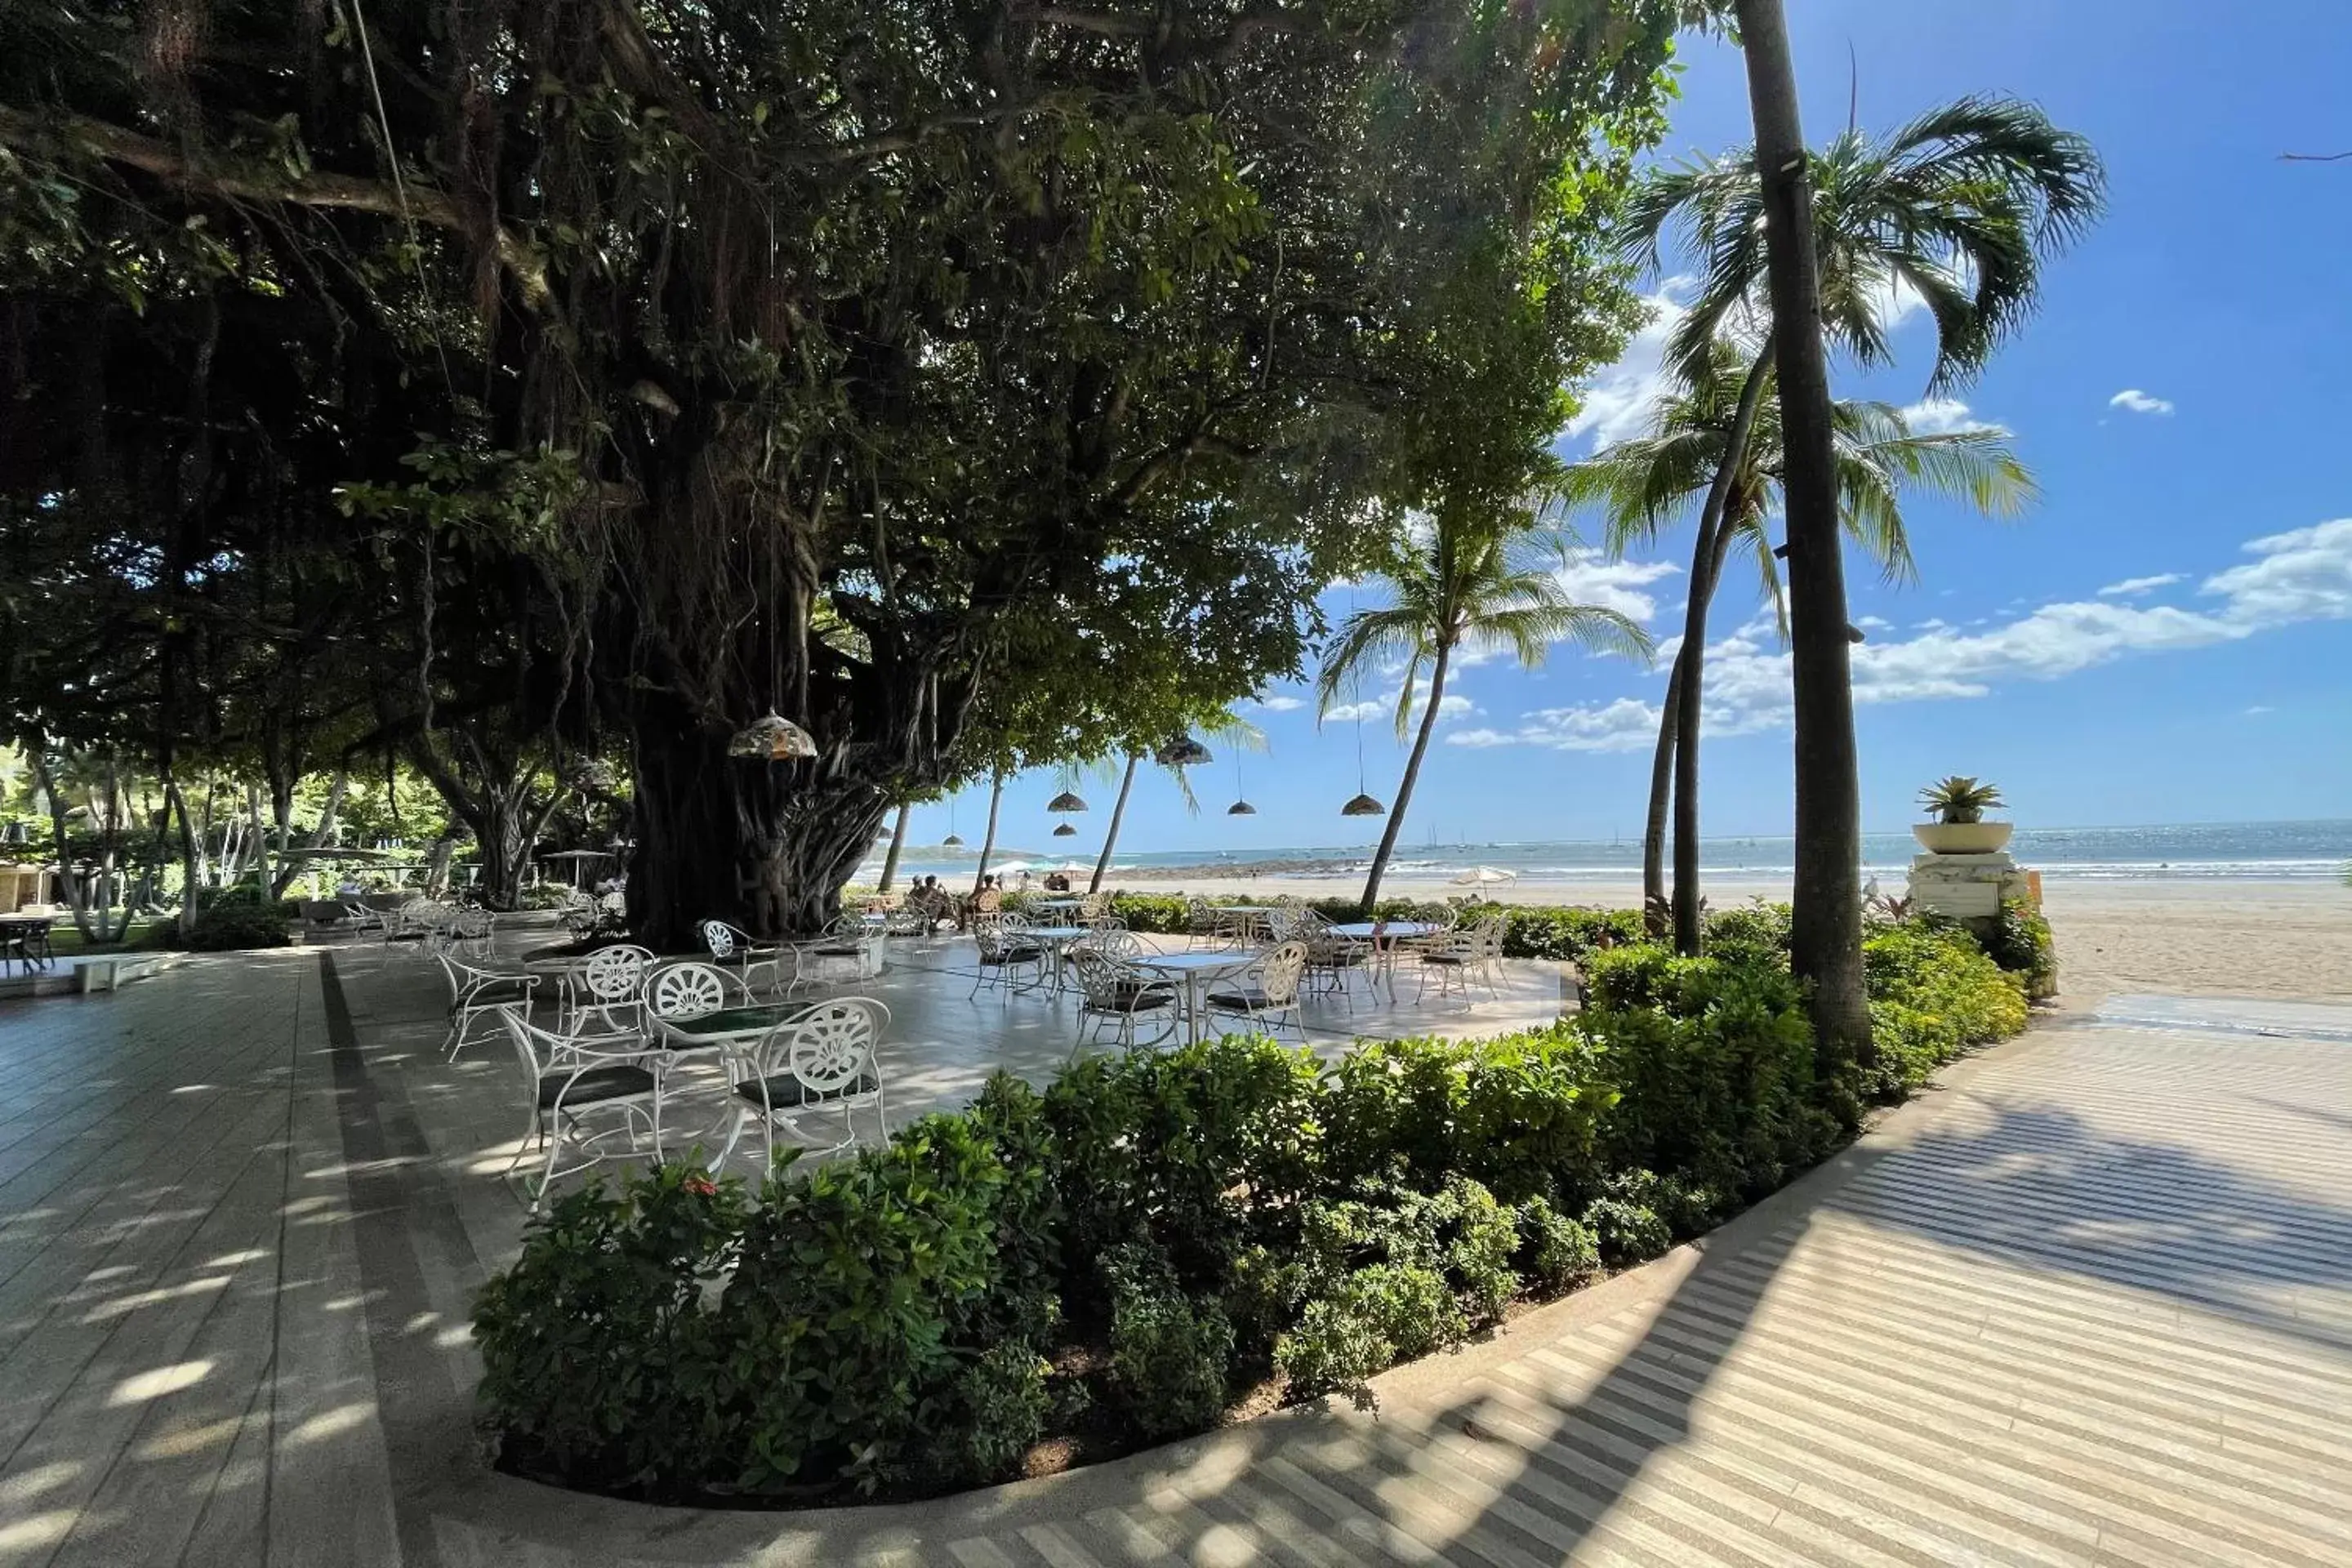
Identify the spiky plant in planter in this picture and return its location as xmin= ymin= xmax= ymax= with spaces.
xmin=1918 ymin=777 xmax=2005 ymax=824
xmin=1913 ymin=777 xmax=2012 ymax=854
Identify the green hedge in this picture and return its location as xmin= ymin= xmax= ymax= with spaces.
xmin=474 ymin=913 xmax=2033 ymax=1505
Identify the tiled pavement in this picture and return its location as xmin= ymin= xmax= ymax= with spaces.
xmin=1 ymin=929 xmax=2349 ymax=1566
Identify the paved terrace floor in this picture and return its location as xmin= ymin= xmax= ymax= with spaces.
xmin=2 ymin=927 xmax=2350 ymax=1566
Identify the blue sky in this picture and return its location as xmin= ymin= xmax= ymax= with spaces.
xmin=911 ymin=0 xmax=2352 ymax=858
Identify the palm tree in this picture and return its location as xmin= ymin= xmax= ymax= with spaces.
xmin=1319 ymin=514 xmax=1652 ymax=913
xmin=1565 ymin=353 xmax=2035 ymax=951
xmin=1085 ymin=716 xmax=1263 ymax=893
xmin=1613 ymin=90 xmax=2101 ymax=963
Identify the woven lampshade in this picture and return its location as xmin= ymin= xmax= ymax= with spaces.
xmin=1052 ymin=822 xmax=1077 ymax=838
xmin=1340 ymin=792 xmax=1387 ymax=817
xmin=725 ymin=713 xmax=817 ymax=760
xmin=1226 ymin=800 xmax=1257 ymax=816
xmin=1047 ymin=791 xmax=1089 ymax=813
xmin=1154 ymin=735 xmax=1213 ymax=767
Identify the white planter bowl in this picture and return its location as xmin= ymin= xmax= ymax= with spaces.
xmin=1913 ymin=822 xmax=2014 ymax=854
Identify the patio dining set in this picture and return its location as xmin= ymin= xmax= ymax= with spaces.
xmin=971 ymin=896 xmax=1511 ymax=1054
xmin=365 ymin=887 xmax=1512 ymax=1213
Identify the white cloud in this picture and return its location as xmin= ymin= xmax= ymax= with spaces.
xmin=1899 ymin=397 xmax=2005 ymax=436
xmin=2198 ymin=517 xmax=2352 ymax=626
xmin=1450 ymin=517 xmax=2352 ymax=748
xmin=1548 ymin=549 xmax=1682 ymax=625
xmin=1241 ymin=694 xmax=1305 ymax=713
xmin=2096 ymin=573 xmax=2184 ymax=598
xmin=1562 ymin=282 xmax=1690 ymax=449
xmin=1855 ymin=614 xmax=1893 ymax=631
xmin=2109 ymin=388 xmax=2175 ymax=416
xmin=1448 ymin=697 xmax=1664 ymax=753
xmin=2245 ymin=705 xmax=2274 ymax=716
xmin=1323 ymin=678 xmax=1474 ymax=729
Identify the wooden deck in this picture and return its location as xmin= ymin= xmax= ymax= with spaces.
xmin=2 ymin=930 xmax=2350 ymax=1566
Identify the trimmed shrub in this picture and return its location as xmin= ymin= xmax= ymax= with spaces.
xmin=1581 ymin=1194 xmax=1672 ymax=1267
xmin=174 ymin=901 xmax=294 ymax=951
xmin=1982 ymin=898 xmax=2058 ymax=996
xmin=472 ymin=1164 xmax=749 ymax=1491
xmin=1863 ymin=919 xmax=2030 ymax=1100
xmin=1514 ymin=1196 xmax=1601 ymax=1293
xmin=1270 ymin=1176 xmax=1518 ymax=1399
xmin=1102 ymin=1245 xmax=1235 ymax=1441
xmin=473 ymin=898 xmax=2038 ymax=1503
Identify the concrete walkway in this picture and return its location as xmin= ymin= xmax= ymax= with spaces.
xmin=2 ymin=951 xmax=2350 ymax=1566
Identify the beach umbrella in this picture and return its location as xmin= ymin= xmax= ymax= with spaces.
xmin=1450 ymin=865 xmax=1518 ymax=887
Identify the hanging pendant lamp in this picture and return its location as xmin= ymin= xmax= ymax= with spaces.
xmin=1047 ymin=790 xmax=1089 ymax=813
xmin=1226 ymin=750 xmax=1255 ymax=815
xmin=727 ymin=712 xmax=818 ymax=760
xmin=1227 ymin=800 xmax=1257 ymax=816
xmin=1052 ymin=822 xmax=1078 ymax=838
xmin=1336 ymin=598 xmax=1385 ymax=817
xmin=1155 ymin=734 xmax=1213 ymax=768
xmin=942 ymin=793 xmax=964 ymax=849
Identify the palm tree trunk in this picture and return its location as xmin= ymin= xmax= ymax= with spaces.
xmin=1089 ymin=754 xmax=1139 ymax=893
xmin=1641 ymin=661 xmax=1680 ymax=927
xmin=971 ymin=772 xmax=1004 ymax=896
xmin=1672 ymin=346 xmax=1775 ymax=956
xmin=1358 ymin=643 xmax=1451 ymax=914
xmin=877 ymin=801 xmax=911 ymax=892
xmin=1735 ymin=0 xmax=1874 ymax=1075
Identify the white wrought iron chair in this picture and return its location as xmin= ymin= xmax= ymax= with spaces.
xmin=723 ymin=997 xmax=891 ymax=1168
xmin=1416 ymin=915 xmax=1507 ymax=1004
xmin=699 ymin=918 xmax=786 ymax=996
xmin=644 ymin=959 xmax=747 ymax=1023
xmin=495 ymin=1004 xmax=661 ymax=1212
xmin=969 ymin=914 xmax=1046 ymax=999
xmin=1203 ymin=940 xmax=1309 ymax=1040
xmin=436 ymin=952 xmax=540 ymax=1060
xmin=1069 ymin=947 xmax=1179 ymax=1055
xmin=575 ymin=942 xmax=657 ymax=1032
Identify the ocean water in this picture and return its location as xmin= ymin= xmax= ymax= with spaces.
xmin=869 ymin=819 xmax=2352 ymax=886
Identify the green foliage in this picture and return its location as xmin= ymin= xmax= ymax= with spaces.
xmin=471 ymin=902 xmax=2036 ymax=1500
xmin=1043 ymin=1034 xmax=1323 ymax=1290
xmin=1272 ymin=1176 xmax=1519 ymax=1399
xmin=1101 ymin=1245 xmax=1236 ymax=1441
xmin=910 ymin=1344 xmax=1052 ymax=1491
xmin=1515 ymin=1197 xmax=1601 ymax=1293
xmin=1863 ymin=919 xmax=2030 ymax=1100
xmin=1982 ymin=899 xmax=2057 ymax=992
xmin=719 ymin=1119 xmax=1009 ymax=1491
xmin=471 ymin=1165 xmax=749 ymax=1489
xmin=1578 ymin=944 xmax=1840 ymax=1200
xmin=1580 ymin=1195 xmax=1673 ymax=1267
xmin=172 ymin=902 xmax=293 ymax=951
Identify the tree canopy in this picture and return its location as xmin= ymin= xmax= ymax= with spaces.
xmin=1 ymin=0 xmax=1685 ymax=937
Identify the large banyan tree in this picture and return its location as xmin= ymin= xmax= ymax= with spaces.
xmin=0 ymin=0 xmax=1677 ymax=941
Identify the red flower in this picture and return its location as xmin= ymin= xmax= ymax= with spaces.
xmin=683 ymin=1174 xmax=717 ymax=1197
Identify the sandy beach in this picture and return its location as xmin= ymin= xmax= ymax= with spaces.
xmin=1097 ymin=869 xmax=2352 ymax=1009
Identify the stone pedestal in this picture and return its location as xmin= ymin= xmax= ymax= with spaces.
xmin=1906 ymin=851 xmax=2033 ymax=920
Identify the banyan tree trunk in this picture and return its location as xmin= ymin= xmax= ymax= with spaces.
xmin=626 ymin=705 xmax=891 ymax=947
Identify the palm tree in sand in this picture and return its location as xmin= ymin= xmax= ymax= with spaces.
xmin=1319 ymin=511 xmax=1652 ymax=914
xmin=1612 ymin=93 xmax=2102 ymax=956
xmin=1565 ymin=351 xmax=2036 ymax=949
